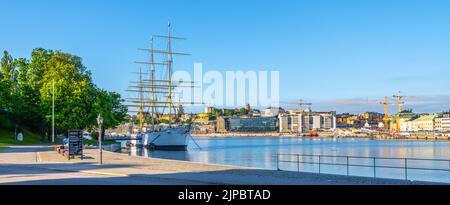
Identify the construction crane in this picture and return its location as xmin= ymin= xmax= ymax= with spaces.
xmin=334 ymin=97 xmax=394 ymax=130
xmin=277 ymin=98 xmax=312 ymax=114
xmin=379 ymin=97 xmax=393 ymax=130
xmin=277 ymin=98 xmax=314 ymax=135
xmin=392 ymin=91 xmax=418 ymax=132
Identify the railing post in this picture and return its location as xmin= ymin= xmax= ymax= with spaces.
xmin=318 ymin=155 xmax=321 ymax=174
xmin=277 ymin=153 xmax=280 ymax=171
xmin=297 ymin=154 xmax=300 ymax=172
xmin=346 ymin=156 xmax=349 ymax=176
xmin=404 ymin=158 xmax=408 ymax=180
xmin=373 ymin=157 xmax=376 ymax=178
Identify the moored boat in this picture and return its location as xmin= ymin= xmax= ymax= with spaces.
xmin=125 ymin=23 xmax=200 ymax=151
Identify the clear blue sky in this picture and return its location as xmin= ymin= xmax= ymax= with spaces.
xmin=1 ymin=0 xmax=450 ymax=114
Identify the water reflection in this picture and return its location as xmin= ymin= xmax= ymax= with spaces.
xmin=121 ymin=137 xmax=450 ymax=183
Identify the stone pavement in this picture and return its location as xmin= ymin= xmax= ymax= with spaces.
xmin=0 ymin=145 xmax=441 ymax=185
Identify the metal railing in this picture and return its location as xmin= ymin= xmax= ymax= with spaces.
xmin=276 ymin=153 xmax=450 ymax=181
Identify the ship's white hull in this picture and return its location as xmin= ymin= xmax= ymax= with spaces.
xmin=142 ymin=126 xmax=191 ymax=150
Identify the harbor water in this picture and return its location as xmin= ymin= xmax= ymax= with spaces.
xmin=121 ymin=137 xmax=450 ymax=183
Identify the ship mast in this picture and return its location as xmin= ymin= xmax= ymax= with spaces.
xmin=138 ymin=67 xmax=144 ymax=131
xmin=150 ymin=38 xmax=156 ymax=130
xmin=126 ymin=23 xmax=199 ymax=132
xmin=167 ymin=23 xmax=173 ymax=127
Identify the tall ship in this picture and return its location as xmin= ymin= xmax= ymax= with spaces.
xmin=126 ymin=23 xmax=199 ymax=150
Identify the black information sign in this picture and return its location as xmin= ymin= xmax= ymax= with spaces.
xmin=68 ymin=130 xmax=83 ymax=160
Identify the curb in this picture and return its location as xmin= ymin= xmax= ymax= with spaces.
xmin=80 ymin=170 xmax=129 ymax=177
xmin=19 ymin=165 xmax=222 ymax=184
xmin=26 ymin=165 xmax=129 ymax=177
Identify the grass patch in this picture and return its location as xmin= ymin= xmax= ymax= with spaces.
xmin=0 ymin=128 xmax=45 ymax=147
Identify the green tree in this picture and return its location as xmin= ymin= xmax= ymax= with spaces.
xmin=14 ymin=57 xmax=42 ymax=129
xmin=224 ymin=109 xmax=234 ymax=116
xmin=0 ymin=51 xmax=20 ymax=128
xmin=91 ymin=87 xmax=128 ymax=131
xmin=1 ymin=48 xmax=128 ymax=139
xmin=0 ymin=71 xmax=7 ymax=111
xmin=1 ymin=51 xmax=15 ymax=110
xmin=1 ymin=51 xmax=17 ymax=83
xmin=39 ymin=50 xmax=95 ymax=133
xmin=239 ymin=107 xmax=248 ymax=115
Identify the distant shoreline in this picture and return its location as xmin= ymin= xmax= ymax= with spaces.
xmin=192 ymin=132 xmax=337 ymax=138
xmin=192 ymin=133 xmax=297 ymax=138
xmin=191 ymin=133 xmax=450 ymax=141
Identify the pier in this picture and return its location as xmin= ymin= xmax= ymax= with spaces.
xmin=104 ymin=135 xmax=142 ymax=141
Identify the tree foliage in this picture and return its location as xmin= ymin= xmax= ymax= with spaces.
xmin=0 ymin=48 xmax=127 ymax=137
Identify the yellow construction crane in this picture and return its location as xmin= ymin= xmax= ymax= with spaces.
xmin=277 ymin=98 xmax=312 ymax=114
xmin=334 ymin=97 xmax=394 ymax=130
xmin=379 ymin=97 xmax=393 ymax=130
xmin=298 ymin=98 xmax=305 ymax=114
xmin=277 ymin=98 xmax=313 ymax=133
xmin=392 ymin=91 xmax=417 ymax=132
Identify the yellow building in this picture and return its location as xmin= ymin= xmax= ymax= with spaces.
xmin=409 ymin=115 xmax=435 ymax=131
xmin=193 ymin=113 xmax=210 ymax=124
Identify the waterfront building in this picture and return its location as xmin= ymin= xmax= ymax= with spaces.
xmin=249 ymin=109 xmax=261 ymax=117
xmin=390 ymin=110 xmax=416 ymax=132
xmin=337 ymin=112 xmax=382 ymax=129
xmin=176 ymin=104 xmax=184 ymax=115
xmin=312 ymin=115 xmax=321 ymax=130
xmin=279 ymin=112 xmax=336 ymax=133
xmin=106 ymin=123 xmax=133 ymax=136
xmin=337 ymin=113 xmax=364 ymax=128
xmin=435 ymin=111 xmax=450 ymax=132
xmin=263 ymin=107 xmax=285 ymax=117
xmin=229 ymin=116 xmax=278 ymax=132
xmin=398 ymin=117 xmax=414 ymax=132
xmin=336 ymin=113 xmax=354 ymax=128
xmin=180 ymin=113 xmax=194 ymax=122
xmin=303 ymin=115 xmax=313 ymax=131
xmin=216 ymin=116 xmax=230 ymax=133
xmin=434 ymin=117 xmax=442 ymax=131
xmin=409 ymin=115 xmax=435 ymax=131
xmin=279 ymin=114 xmax=291 ymax=133
xmin=360 ymin=112 xmax=384 ymax=122
xmin=205 ymin=106 xmax=215 ymax=114
xmin=291 ymin=114 xmax=303 ymax=133
xmin=312 ymin=112 xmax=337 ymax=130
xmin=193 ymin=113 xmax=210 ymax=124
xmin=245 ymin=104 xmax=251 ymax=111
xmin=195 ymin=123 xmax=216 ymax=134
xmin=441 ymin=117 xmax=450 ymax=132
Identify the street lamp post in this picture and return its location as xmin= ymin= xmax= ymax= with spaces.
xmin=97 ymin=114 xmax=104 ymax=165
xmin=52 ymin=79 xmax=55 ymax=143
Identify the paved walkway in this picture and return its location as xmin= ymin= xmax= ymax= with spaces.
xmin=0 ymin=145 xmax=440 ymax=185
